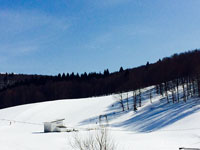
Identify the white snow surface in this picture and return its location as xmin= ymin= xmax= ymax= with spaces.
xmin=0 ymin=86 xmax=200 ymax=150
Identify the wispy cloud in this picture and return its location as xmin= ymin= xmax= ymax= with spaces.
xmin=88 ymin=0 xmax=138 ymax=8
xmin=0 ymin=9 xmax=70 ymax=33
xmin=83 ymin=24 xmax=154 ymax=52
xmin=0 ymin=9 xmax=71 ymax=57
xmin=0 ymin=43 xmax=38 ymax=56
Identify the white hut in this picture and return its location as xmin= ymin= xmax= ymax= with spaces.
xmin=44 ymin=119 xmax=67 ymax=132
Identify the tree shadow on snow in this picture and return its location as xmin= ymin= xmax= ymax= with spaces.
xmin=113 ymin=97 xmax=200 ymax=132
xmin=80 ymin=87 xmax=200 ymax=133
xmin=79 ymin=88 xmax=155 ymax=126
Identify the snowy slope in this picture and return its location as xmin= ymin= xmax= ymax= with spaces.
xmin=0 ymin=86 xmax=200 ymax=150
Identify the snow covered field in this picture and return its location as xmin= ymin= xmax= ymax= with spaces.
xmin=0 ymin=86 xmax=200 ymax=150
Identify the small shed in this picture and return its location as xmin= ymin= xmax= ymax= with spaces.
xmin=44 ymin=119 xmax=67 ymax=132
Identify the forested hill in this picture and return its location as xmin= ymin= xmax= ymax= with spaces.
xmin=1 ymin=49 xmax=200 ymax=109
xmin=0 ymin=74 xmax=45 ymax=90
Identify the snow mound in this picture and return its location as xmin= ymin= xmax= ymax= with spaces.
xmin=0 ymin=86 xmax=200 ymax=150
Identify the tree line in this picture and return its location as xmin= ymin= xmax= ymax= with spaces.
xmin=0 ymin=49 xmax=200 ymax=109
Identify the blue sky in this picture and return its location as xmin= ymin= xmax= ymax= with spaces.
xmin=0 ymin=0 xmax=200 ymax=75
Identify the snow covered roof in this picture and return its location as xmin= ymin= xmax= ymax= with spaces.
xmin=50 ymin=119 xmax=65 ymax=123
xmin=44 ymin=119 xmax=65 ymax=123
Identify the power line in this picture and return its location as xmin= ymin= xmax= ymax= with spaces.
xmin=1 ymin=118 xmax=200 ymax=133
xmin=0 ymin=118 xmax=43 ymax=126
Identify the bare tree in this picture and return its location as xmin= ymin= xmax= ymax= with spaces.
xmin=113 ymin=93 xmax=125 ymax=112
xmin=182 ymin=81 xmax=187 ymax=102
xmin=172 ymin=90 xmax=175 ymax=103
xmin=156 ymin=85 xmax=159 ymax=94
xmin=133 ymin=91 xmax=137 ymax=111
xmin=69 ymin=128 xmax=117 ymax=150
xmin=186 ymin=78 xmax=190 ymax=99
xmin=149 ymin=89 xmax=152 ymax=103
xmin=166 ymin=91 xmax=169 ymax=103
xmin=126 ymin=93 xmax=129 ymax=110
xmin=119 ymin=93 xmax=125 ymax=111
xmin=176 ymin=79 xmax=180 ymax=102
xmin=138 ymin=89 xmax=142 ymax=107
xmin=196 ymin=74 xmax=200 ymax=97
xmin=164 ymin=82 xmax=169 ymax=103
xmin=192 ymin=77 xmax=196 ymax=96
xmin=159 ymin=83 xmax=164 ymax=97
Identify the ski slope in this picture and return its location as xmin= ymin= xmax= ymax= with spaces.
xmin=0 ymin=86 xmax=200 ymax=150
